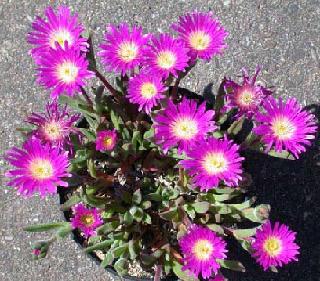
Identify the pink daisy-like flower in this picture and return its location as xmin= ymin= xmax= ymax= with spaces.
xmin=27 ymin=6 xmax=88 ymax=61
xmin=5 ymin=138 xmax=70 ymax=198
xmin=36 ymin=42 xmax=94 ymax=98
xmin=71 ymin=203 xmax=103 ymax=238
xmin=96 ymin=130 xmax=118 ymax=152
xmin=144 ymin=34 xmax=190 ymax=78
xmin=224 ymin=66 xmax=273 ymax=118
xmin=254 ymin=96 xmax=317 ymax=158
xmin=180 ymin=137 xmax=244 ymax=191
xmin=127 ymin=72 xmax=166 ymax=114
xmin=252 ymin=221 xmax=299 ymax=271
xmin=172 ymin=12 xmax=228 ymax=61
xmin=179 ymin=225 xmax=227 ymax=279
xmin=153 ymin=98 xmax=216 ymax=154
xmin=27 ymin=100 xmax=80 ymax=149
xmin=98 ymin=23 xmax=149 ymax=75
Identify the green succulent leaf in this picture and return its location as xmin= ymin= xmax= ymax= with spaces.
xmin=123 ymin=211 xmax=134 ymax=225
xmin=242 ymin=204 xmax=270 ymax=223
xmin=132 ymin=189 xmax=142 ymax=204
xmin=85 ymin=239 xmax=113 ymax=253
xmin=217 ymin=259 xmax=246 ymax=272
xmin=24 ymin=222 xmax=69 ymax=232
xmin=172 ymin=261 xmax=199 ymax=281
xmin=267 ymin=149 xmax=295 ymax=160
xmin=114 ymin=258 xmax=129 ymax=276
xmin=233 ymin=227 xmax=258 ymax=239
xmin=100 ymin=251 xmax=114 ymax=268
xmin=113 ymin=243 xmax=129 ymax=258
xmin=129 ymin=206 xmax=144 ymax=222
xmin=60 ymin=194 xmax=81 ymax=211
xmin=192 ymin=201 xmax=210 ymax=214
xmin=97 ymin=221 xmax=120 ymax=235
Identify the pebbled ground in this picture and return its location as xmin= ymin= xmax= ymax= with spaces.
xmin=0 ymin=0 xmax=319 ymax=281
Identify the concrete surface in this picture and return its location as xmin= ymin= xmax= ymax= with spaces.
xmin=0 ymin=0 xmax=319 ymax=280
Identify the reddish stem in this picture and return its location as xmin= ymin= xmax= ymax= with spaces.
xmin=80 ymin=87 xmax=93 ymax=106
xmin=95 ymin=69 xmax=118 ymax=98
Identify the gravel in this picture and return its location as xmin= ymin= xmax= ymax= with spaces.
xmin=0 ymin=0 xmax=319 ymax=281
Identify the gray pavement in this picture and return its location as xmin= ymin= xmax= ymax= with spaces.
xmin=0 ymin=0 xmax=319 ymax=280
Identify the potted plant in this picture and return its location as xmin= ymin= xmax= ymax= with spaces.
xmin=4 ymin=5 xmax=317 ymax=281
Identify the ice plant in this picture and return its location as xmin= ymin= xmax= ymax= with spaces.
xmin=127 ymin=73 xmax=166 ymax=114
xmin=224 ymin=67 xmax=273 ymax=118
xmin=36 ymin=42 xmax=94 ymax=98
xmin=98 ymin=24 xmax=149 ymax=75
xmin=254 ymin=97 xmax=317 ymax=158
xmin=172 ymin=12 xmax=228 ymax=60
xmin=252 ymin=221 xmax=300 ymax=271
xmin=5 ymin=7 xmax=316 ymax=280
xmin=71 ymin=204 xmax=103 ymax=238
xmin=153 ymin=98 xmax=216 ymax=154
xmin=28 ymin=6 xmax=88 ymax=61
xmin=179 ymin=225 xmax=227 ymax=279
xmin=27 ymin=100 xmax=80 ymax=149
xmin=96 ymin=129 xmax=117 ymax=152
xmin=144 ymin=34 xmax=190 ymax=78
xmin=5 ymin=138 xmax=70 ymax=197
xmin=180 ymin=137 xmax=244 ymax=191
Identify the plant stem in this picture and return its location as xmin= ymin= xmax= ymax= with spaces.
xmin=95 ymin=69 xmax=118 ymax=97
xmin=80 ymin=87 xmax=93 ymax=106
xmin=171 ymin=76 xmax=181 ymax=101
xmin=154 ymin=264 xmax=162 ymax=281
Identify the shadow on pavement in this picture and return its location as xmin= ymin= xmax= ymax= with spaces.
xmin=224 ymin=104 xmax=320 ymax=281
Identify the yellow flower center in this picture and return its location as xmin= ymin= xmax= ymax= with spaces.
xmin=171 ymin=118 xmax=198 ymax=140
xmin=189 ymin=31 xmax=211 ymax=51
xmin=238 ymin=90 xmax=254 ymax=106
xmin=80 ymin=214 xmax=95 ymax=226
xmin=192 ymin=239 xmax=214 ymax=261
xmin=29 ymin=159 xmax=54 ymax=180
xmin=263 ymin=236 xmax=282 ymax=257
xmin=140 ymin=82 xmax=157 ymax=99
xmin=103 ymin=137 xmax=113 ymax=148
xmin=157 ymin=51 xmax=176 ymax=69
xmin=56 ymin=61 xmax=79 ymax=83
xmin=271 ymin=117 xmax=296 ymax=140
xmin=118 ymin=41 xmax=138 ymax=62
xmin=203 ymin=152 xmax=228 ymax=175
xmin=49 ymin=29 xmax=73 ymax=48
xmin=43 ymin=121 xmax=61 ymax=140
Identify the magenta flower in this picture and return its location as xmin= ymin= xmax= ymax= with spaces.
xmin=36 ymin=42 xmax=94 ymax=98
xmin=27 ymin=100 xmax=80 ymax=149
xmin=5 ymin=138 xmax=70 ymax=198
xmin=172 ymin=12 xmax=228 ymax=61
xmin=254 ymin=97 xmax=317 ymax=158
xmin=96 ymin=130 xmax=118 ymax=152
xmin=153 ymin=98 xmax=216 ymax=154
xmin=179 ymin=225 xmax=227 ymax=279
xmin=71 ymin=203 xmax=103 ymax=238
xmin=224 ymin=66 xmax=273 ymax=118
xmin=252 ymin=221 xmax=299 ymax=271
xmin=144 ymin=34 xmax=190 ymax=78
xmin=98 ymin=23 xmax=149 ymax=76
xmin=180 ymin=137 xmax=244 ymax=191
xmin=127 ymin=73 xmax=166 ymax=114
xmin=27 ymin=6 xmax=88 ymax=61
